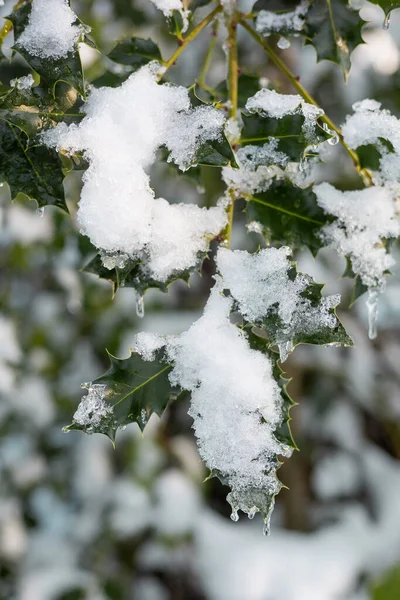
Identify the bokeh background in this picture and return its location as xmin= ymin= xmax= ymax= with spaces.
xmin=1 ymin=1 xmax=400 ymax=598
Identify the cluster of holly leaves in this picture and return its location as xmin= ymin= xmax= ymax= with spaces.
xmin=0 ymin=0 xmax=396 ymax=454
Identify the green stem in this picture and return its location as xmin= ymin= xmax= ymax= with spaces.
xmin=227 ymin=14 xmax=238 ymax=121
xmin=239 ymin=18 xmax=373 ymax=187
xmin=225 ymin=10 xmax=239 ymax=248
xmin=161 ymin=5 xmax=223 ymax=78
xmin=198 ymin=19 xmax=219 ymax=86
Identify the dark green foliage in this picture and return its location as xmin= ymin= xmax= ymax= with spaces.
xmin=108 ymin=37 xmax=162 ymax=69
xmin=245 ymin=180 xmax=327 ymax=255
xmin=0 ymin=120 xmax=69 ymax=211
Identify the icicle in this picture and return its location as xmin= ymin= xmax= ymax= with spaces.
xmin=366 ymin=290 xmax=379 ymax=340
xmin=36 ymin=207 xmax=44 ymax=217
xmin=262 ymin=498 xmax=276 ymax=536
xmin=383 ymin=11 xmax=392 ymax=30
xmin=136 ymin=295 xmax=145 ymax=318
xmin=277 ymin=36 xmax=291 ymax=50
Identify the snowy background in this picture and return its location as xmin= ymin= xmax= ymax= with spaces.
xmin=1 ymin=0 xmax=400 ymax=599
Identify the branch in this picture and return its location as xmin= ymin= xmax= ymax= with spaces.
xmin=161 ymin=5 xmax=223 ymax=78
xmin=225 ymin=10 xmax=239 ymax=248
xmin=239 ymin=18 xmax=374 ymax=187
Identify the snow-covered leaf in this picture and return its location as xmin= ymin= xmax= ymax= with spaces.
xmin=65 ymin=349 xmax=178 ymax=440
xmin=8 ymin=1 xmax=88 ymax=95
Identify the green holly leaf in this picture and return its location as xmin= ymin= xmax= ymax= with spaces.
xmin=108 ymin=37 xmax=162 ymax=70
xmin=166 ymin=10 xmax=187 ymax=39
xmin=82 ymin=251 xmax=206 ymax=297
xmin=8 ymin=2 xmax=87 ymax=95
xmin=0 ymin=120 xmax=69 ymax=211
xmin=64 ymin=349 xmax=178 ymax=441
xmin=241 ymin=109 xmax=330 ymax=161
xmin=304 ymin=0 xmax=365 ymax=78
xmin=245 ymin=180 xmax=328 ymax=255
xmin=368 ymin=0 xmax=400 ymax=16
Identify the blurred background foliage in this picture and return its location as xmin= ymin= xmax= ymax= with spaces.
xmin=2 ymin=1 xmax=400 ymax=599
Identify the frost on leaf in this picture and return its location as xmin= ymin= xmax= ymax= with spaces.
xmin=72 ymin=383 xmax=114 ymax=435
xmin=43 ymin=65 xmax=229 ymax=288
xmin=314 ymin=182 xmax=400 ymax=339
xmin=217 ymin=247 xmax=351 ymax=362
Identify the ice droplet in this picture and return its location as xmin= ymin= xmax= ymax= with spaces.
xmin=230 ymin=510 xmax=239 ymax=522
xmin=383 ymin=11 xmax=392 ymax=30
xmin=323 ymin=122 xmax=339 ymax=145
xmin=36 ymin=207 xmax=44 ymax=217
xmin=366 ymin=290 xmax=379 ymax=340
xmin=277 ymin=36 xmax=291 ymax=50
xmin=248 ymin=506 xmax=257 ymax=520
xmin=278 ymin=341 xmax=293 ymax=363
xmin=136 ymin=295 xmax=145 ymax=318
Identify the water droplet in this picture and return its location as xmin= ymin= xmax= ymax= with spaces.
xmin=136 ymin=295 xmax=145 ymax=318
xmin=327 ymin=132 xmax=339 ymax=146
xmin=262 ymin=518 xmax=271 ymax=536
xmin=36 ymin=207 xmax=44 ymax=217
xmin=230 ymin=510 xmax=239 ymax=522
xmin=277 ymin=36 xmax=291 ymax=50
xmin=366 ymin=290 xmax=379 ymax=340
xmin=323 ymin=122 xmax=339 ymax=145
xmin=383 ymin=11 xmax=392 ymax=30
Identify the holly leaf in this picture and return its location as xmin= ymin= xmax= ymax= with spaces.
xmin=8 ymin=2 xmax=87 ymax=95
xmin=82 ymin=251 xmax=206 ymax=297
xmin=166 ymin=10 xmax=187 ymax=39
xmin=240 ymin=109 xmax=330 ymax=161
xmin=245 ymin=180 xmax=328 ymax=255
xmin=0 ymin=120 xmax=69 ymax=211
xmin=64 ymin=349 xmax=178 ymax=441
xmin=304 ymin=0 xmax=365 ymax=78
xmin=107 ymin=37 xmax=162 ymax=70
